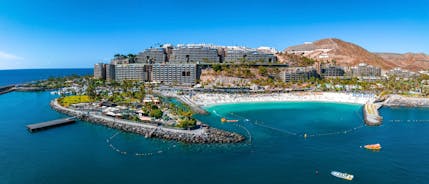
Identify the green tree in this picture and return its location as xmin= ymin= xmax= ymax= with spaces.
xmin=86 ymin=80 xmax=97 ymax=100
xmin=258 ymin=66 xmax=268 ymax=77
xmin=149 ymin=109 xmax=163 ymax=119
xmin=177 ymin=118 xmax=197 ymax=129
xmin=135 ymin=85 xmax=146 ymax=102
xmin=212 ymin=64 xmax=223 ymax=72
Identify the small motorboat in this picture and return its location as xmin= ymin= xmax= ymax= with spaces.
xmin=331 ymin=171 xmax=354 ymax=181
xmin=220 ymin=118 xmax=239 ymax=123
xmin=364 ymin=143 xmax=382 ymax=150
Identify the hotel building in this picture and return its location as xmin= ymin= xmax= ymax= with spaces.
xmin=115 ymin=64 xmax=148 ymax=81
xmin=350 ymin=63 xmax=381 ymax=77
xmin=280 ymin=67 xmax=319 ymax=82
xmin=94 ymin=63 xmax=106 ymax=79
xmin=151 ymin=64 xmax=199 ymax=85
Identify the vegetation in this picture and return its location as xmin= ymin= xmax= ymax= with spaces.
xmin=177 ymin=117 xmax=197 ymax=129
xmin=258 ymin=66 xmax=268 ymax=77
xmin=277 ymin=53 xmax=317 ymax=67
xmin=166 ymin=100 xmax=198 ymax=129
xmin=212 ymin=64 xmax=223 ymax=72
xmin=58 ymin=95 xmax=92 ymax=107
xmin=149 ymin=109 xmax=163 ymax=119
xmin=86 ymin=80 xmax=97 ymax=100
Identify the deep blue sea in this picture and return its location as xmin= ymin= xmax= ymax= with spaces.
xmin=1 ymin=69 xmax=429 ymax=184
xmin=0 ymin=68 xmax=93 ymax=86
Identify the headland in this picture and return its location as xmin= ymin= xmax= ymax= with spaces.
xmin=50 ymin=99 xmax=244 ymax=144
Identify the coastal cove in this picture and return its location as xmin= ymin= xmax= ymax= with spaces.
xmin=1 ymin=90 xmax=429 ymax=183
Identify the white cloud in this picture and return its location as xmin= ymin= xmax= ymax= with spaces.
xmin=0 ymin=51 xmax=23 ymax=60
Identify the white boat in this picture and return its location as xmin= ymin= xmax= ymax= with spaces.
xmin=331 ymin=171 xmax=354 ymax=181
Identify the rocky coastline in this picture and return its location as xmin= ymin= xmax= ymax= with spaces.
xmin=50 ymin=99 xmax=245 ymax=144
xmin=383 ymin=95 xmax=429 ymax=107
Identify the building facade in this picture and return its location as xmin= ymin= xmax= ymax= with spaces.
xmin=94 ymin=63 xmax=106 ymax=79
xmin=386 ymin=67 xmax=419 ymax=79
xmin=105 ymin=64 xmax=116 ymax=81
xmin=169 ymin=44 xmax=221 ymax=63
xmin=350 ymin=63 xmax=381 ymax=77
xmin=320 ymin=66 xmax=345 ymax=77
xmin=115 ymin=64 xmax=148 ymax=81
xmin=223 ymin=47 xmax=276 ymax=63
xmin=110 ymin=55 xmax=131 ymax=65
xmin=136 ymin=48 xmax=167 ymax=64
xmin=151 ymin=64 xmax=199 ymax=85
xmin=280 ymin=67 xmax=319 ymax=82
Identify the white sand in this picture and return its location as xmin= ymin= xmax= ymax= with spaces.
xmin=189 ymin=92 xmax=375 ymax=107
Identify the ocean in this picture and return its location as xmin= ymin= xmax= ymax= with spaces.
xmin=0 ymin=68 xmax=93 ymax=86
xmin=0 ymin=69 xmax=428 ymax=184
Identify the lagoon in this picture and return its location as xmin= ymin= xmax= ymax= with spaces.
xmin=1 ymin=90 xmax=429 ymax=183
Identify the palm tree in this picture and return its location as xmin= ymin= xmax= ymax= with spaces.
xmin=86 ymin=80 xmax=97 ymax=100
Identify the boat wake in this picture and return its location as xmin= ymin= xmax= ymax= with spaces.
xmin=212 ymin=110 xmax=223 ymax=118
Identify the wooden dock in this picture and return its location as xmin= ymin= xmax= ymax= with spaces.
xmin=27 ymin=118 xmax=76 ymax=132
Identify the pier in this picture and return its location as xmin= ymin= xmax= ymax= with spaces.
xmin=363 ymin=102 xmax=383 ymax=126
xmin=26 ymin=117 xmax=76 ymax=132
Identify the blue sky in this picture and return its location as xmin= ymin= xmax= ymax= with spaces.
xmin=0 ymin=0 xmax=428 ymax=69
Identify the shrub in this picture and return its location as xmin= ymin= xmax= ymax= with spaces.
xmin=177 ymin=118 xmax=197 ymax=129
xmin=149 ymin=109 xmax=163 ymax=119
xmin=58 ymin=95 xmax=92 ymax=107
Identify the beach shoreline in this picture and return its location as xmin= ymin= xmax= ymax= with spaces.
xmin=187 ymin=92 xmax=376 ymax=108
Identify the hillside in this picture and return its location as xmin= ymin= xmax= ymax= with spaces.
xmin=375 ymin=52 xmax=429 ymax=71
xmin=283 ymin=38 xmax=429 ymax=71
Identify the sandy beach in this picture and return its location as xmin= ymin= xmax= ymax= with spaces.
xmin=188 ymin=92 xmax=376 ymax=107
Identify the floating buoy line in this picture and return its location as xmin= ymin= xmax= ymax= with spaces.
xmin=231 ymin=123 xmax=252 ymax=145
xmin=212 ymin=110 xmax=253 ymax=145
xmin=106 ymin=131 xmax=177 ymax=157
xmin=107 ymin=107 xmax=366 ymax=156
xmin=229 ymin=111 xmax=366 ymax=138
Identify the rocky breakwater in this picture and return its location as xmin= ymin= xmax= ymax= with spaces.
xmin=384 ymin=95 xmax=429 ymax=107
xmin=50 ymin=99 xmax=244 ymax=144
xmin=14 ymin=86 xmax=47 ymax=92
xmin=0 ymin=85 xmax=15 ymax=95
xmin=363 ymin=102 xmax=382 ymax=126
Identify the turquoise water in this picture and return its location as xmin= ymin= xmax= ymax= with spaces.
xmin=1 ymin=91 xmax=429 ymax=184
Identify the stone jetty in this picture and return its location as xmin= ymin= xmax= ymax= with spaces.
xmin=50 ymin=99 xmax=244 ymax=144
xmin=363 ymin=102 xmax=383 ymax=126
xmin=0 ymin=85 xmax=15 ymax=95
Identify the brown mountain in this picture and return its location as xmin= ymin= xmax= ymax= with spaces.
xmin=375 ymin=52 xmax=429 ymax=71
xmin=282 ymin=38 xmax=429 ymax=71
